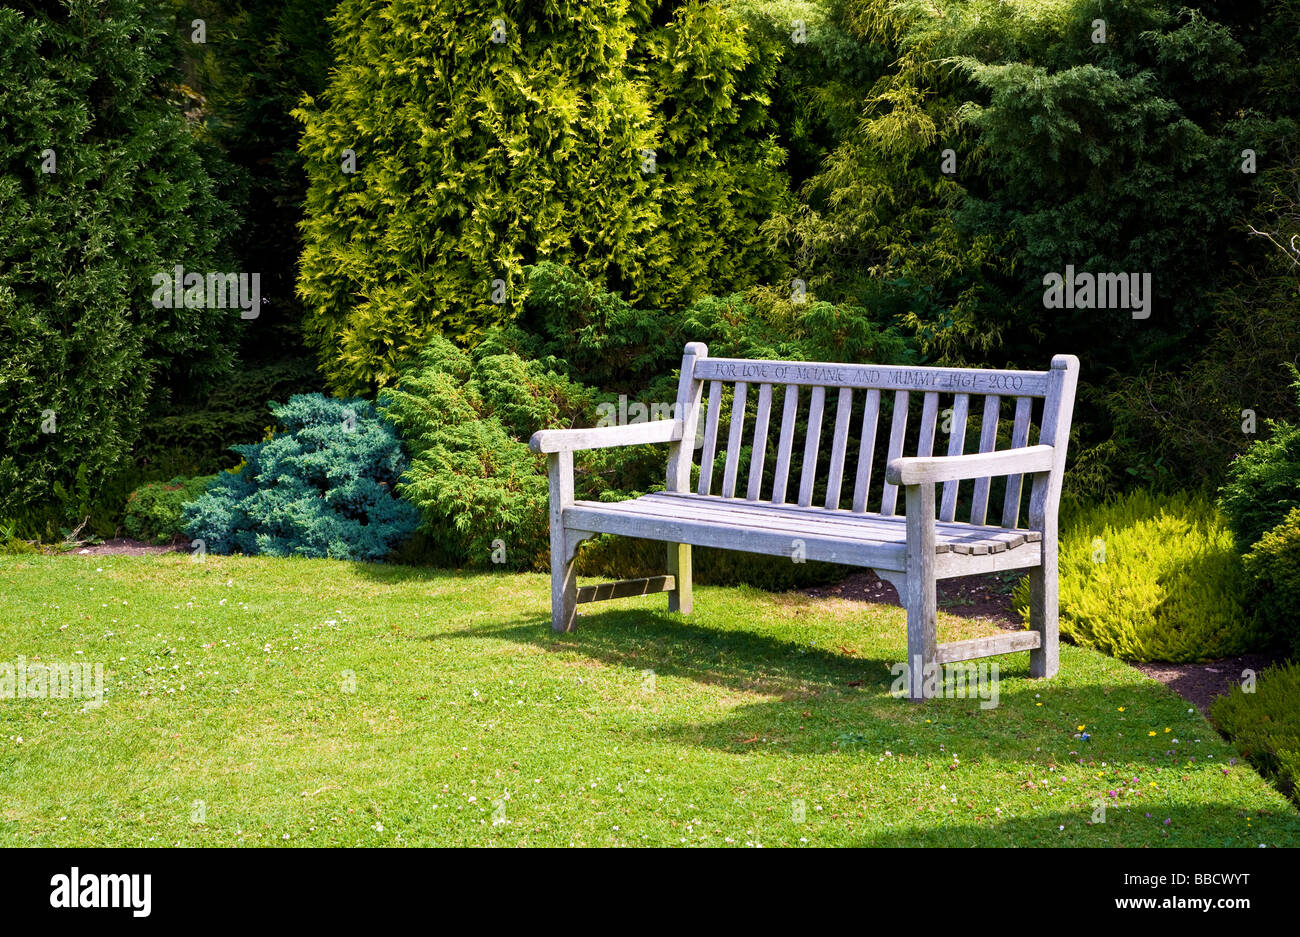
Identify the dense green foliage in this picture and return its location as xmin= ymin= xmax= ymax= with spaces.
xmin=1218 ymin=371 xmax=1300 ymax=551
xmin=0 ymin=0 xmax=240 ymax=537
xmin=183 ymin=395 xmax=419 ymax=560
xmin=1211 ymin=662 xmax=1300 ymax=805
xmin=123 ymin=474 xmax=218 ymax=544
xmin=379 ymin=337 xmax=597 ymax=570
xmin=381 ymin=263 xmax=904 ymax=583
xmin=1013 ymin=491 xmax=1259 ymax=662
xmin=1241 ymin=508 xmax=1300 ymax=659
xmin=296 ymin=0 xmax=790 ymax=393
xmin=765 ymin=0 xmax=1300 ymax=491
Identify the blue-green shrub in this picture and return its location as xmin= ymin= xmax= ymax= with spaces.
xmin=183 ymin=395 xmax=418 ymax=560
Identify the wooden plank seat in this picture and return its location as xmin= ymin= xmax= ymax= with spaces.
xmin=531 ymin=342 xmax=1080 ymax=700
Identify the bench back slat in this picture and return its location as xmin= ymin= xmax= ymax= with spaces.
xmin=969 ymin=395 xmax=1001 ymax=524
xmin=771 ymin=384 xmax=799 ymax=504
xmin=1000 ymin=396 xmax=1034 ymax=528
xmin=797 ymin=385 xmax=826 ymax=507
xmin=851 ymin=388 xmax=882 ymax=513
xmin=746 ymin=382 xmax=773 ymax=501
xmin=721 ymin=382 xmax=748 ymax=499
xmin=879 ymin=390 xmax=910 ymax=516
xmin=666 ymin=345 xmax=1079 ymax=533
xmin=824 ymin=388 xmax=854 ymax=510
xmin=697 ymin=380 xmax=724 ymax=496
xmin=939 ymin=393 xmax=970 ymax=522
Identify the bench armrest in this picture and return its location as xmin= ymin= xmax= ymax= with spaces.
xmin=530 ymin=420 xmax=682 ymax=454
xmin=886 ymin=444 xmax=1055 ymax=486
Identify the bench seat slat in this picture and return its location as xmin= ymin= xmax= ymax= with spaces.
xmin=641 ymin=492 xmax=1039 ymax=547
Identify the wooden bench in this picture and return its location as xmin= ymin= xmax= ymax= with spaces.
xmin=530 ymin=343 xmax=1079 ymax=699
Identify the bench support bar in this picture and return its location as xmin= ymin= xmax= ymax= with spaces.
xmin=577 ymin=575 xmax=676 ymax=605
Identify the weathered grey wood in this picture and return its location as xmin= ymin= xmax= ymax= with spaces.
xmin=939 ymin=393 xmax=970 ymax=522
xmin=969 ymin=395 xmax=1001 ymax=525
xmin=540 ymin=342 xmax=1077 ymax=694
xmin=564 ymin=502 xmax=911 ymax=569
xmin=935 ymin=630 xmax=1041 ymax=665
xmin=798 ymin=385 xmax=826 ymax=507
xmin=577 ymin=575 xmax=676 ymax=604
xmin=532 ymin=419 xmax=679 ymax=454
xmin=1027 ymin=355 xmax=1080 ymax=679
xmin=746 ymin=383 xmax=773 ymax=501
xmin=824 ymin=388 xmax=853 ymax=510
xmin=638 ymin=492 xmax=1039 ymax=550
xmin=721 ymin=382 xmax=748 ymax=499
xmin=697 ymin=380 xmax=723 ymax=496
xmin=664 ymin=343 xmax=705 ymax=615
xmin=665 ymin=342 xmax=706 ymax=493
xmin=548 ymin=451 xmax=577 ymax=633
xmin=1001 ymin=396 xmax=1033 ymax=529
xmin=694 ymin=357 xmax=1051 ymax=396
xmin=667 ymin=543 xmax=692 ymax=614
xmin=917 ymin=392 xmax=939 ymax=459
xmin=886 ymin=444 xmax=1055 ymax=486
xmin=904 ymin=482 xmax=937 ymax=700
xmin=851 ymin=388 xmax=881 ymax=513
xmin=771 ymin=385 xmax=799 ymax=504
xmin=880 ymin=391 xmax=909 ymax=516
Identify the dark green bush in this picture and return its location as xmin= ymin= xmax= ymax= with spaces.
xmin=123 ymin=475 xmax=218 ymax=544
xmin=0 ymin=0 xmax=240 ymax=538
xmin=382 ymin=266 xmax=900 ymax=588
xmin=183 ymin=394 xmax=418 ymax=560
xmin=1012 ymin=490 xmax=1261 ymax=662
xmin=1242 ymin=507 xmax=1300 ymax=659
xmin=1219 ymin=368 xmax=1300 ymax=551
xmin=1210 ymin=662 xmax=1300 ymax=805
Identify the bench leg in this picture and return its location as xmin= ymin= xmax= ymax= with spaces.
xmin=904 ymin=484 xmax=938 ymax=701
xmin=1028 ymin=550 xmax=1059 ymax=679
xmin=667 ymin=543 xmax=692 ymax=614
xmin=547 ymin=452 xmax=577 ymax=633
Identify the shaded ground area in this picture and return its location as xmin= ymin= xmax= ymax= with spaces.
xmin=72 ymin=537 xmax=184 ymax=556
xmin=800 ymin=570 xmax=1280 ymax=716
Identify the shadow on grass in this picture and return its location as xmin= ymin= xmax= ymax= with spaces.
xmin=424 ymin=606 xmax=902 ymax=701
xmin=850 ymin=802 xmax=1286 ymax=847
xmin=427 ymin=606 xmax=1241 ymax=764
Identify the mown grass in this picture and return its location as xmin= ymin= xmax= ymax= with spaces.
xmin=0 ymin=553 xmax=1296 ymax=847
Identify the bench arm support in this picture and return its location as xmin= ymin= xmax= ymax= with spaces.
xmin=886 ymin=444 xmax=1054 ymax=487
xmin=530 ymin=420 xmax=682 ymax=454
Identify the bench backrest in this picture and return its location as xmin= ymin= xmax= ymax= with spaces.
xmin=664 ymin=343 xmax=1079 ymax=532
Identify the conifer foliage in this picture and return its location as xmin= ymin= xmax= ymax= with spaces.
xmin=295 ymin=0 xmax=789 ymax=394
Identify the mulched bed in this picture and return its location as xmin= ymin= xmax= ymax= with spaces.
xmin=801 ymin=569 xmax=1280 ymax=715
xmin=69 ymin=537 xmax=185 ymax=556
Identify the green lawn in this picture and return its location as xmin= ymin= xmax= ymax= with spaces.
xmin=1 ymin=553 xmax=1295 ymax=847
